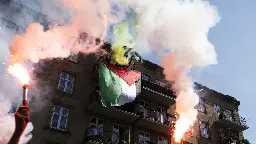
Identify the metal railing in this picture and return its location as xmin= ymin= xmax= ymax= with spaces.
xmin=141 ymin=77 xmax=176 ymax=99
xmin=84 ymin=127 xmax=129 ymax=144
xmin=135 ymin=106 xmax=176 ymax=127
xmin=210 ymin=112 xmax=248 ymax=129
xmin=90 ymin=91 xmax=177 ymax=128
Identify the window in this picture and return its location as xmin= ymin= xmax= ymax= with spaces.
xmin=156 ymin=80 xmax=165 ymax=87
xmin=142 ymin=74 xmax=150 ymax=81
xmin=57 ymin=72 xmax=75 ymax=94
xmin=158 ymin=137 xmax=168 ymax=144
xmin=139 ymin=131 xmax=150 ymax=144
xmin=199 ymin=121 xmax=210 ymax=139
xmin=213 ymin=104 xmax=221 ymax=120
xmin=224 ymin=109 xmax=234 ymax=122
xmin=139 ymin=101 xmax=151 ymax=119
xmin=49 ymin=106 xmax=69 ymax=131
xmin=156 ymin=106 xmax=167 ymax=124
xmin=89 ymin=117 xmax=104 ymax=136
xmin=198 ymin=98 xmax=206 ymax=113
xmin=112 ymin=124 xmax=129 ymax=144
xmin=68 ymin=53 xmax=79 ymax=63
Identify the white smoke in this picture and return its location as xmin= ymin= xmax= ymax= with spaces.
xmin=115 ymin=0 xmax=220 ymax=140
xmin=1 ymin=0 xmax=220 ymax=143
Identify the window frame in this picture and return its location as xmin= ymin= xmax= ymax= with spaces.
xmin=139 ymin=100 xmax=151 ymax=118
xmin=156 ymin=106 xmax=167 ymax=124
xmin=112 ymin=123 xmax=129 ymax=144
xmin=67 ymin=53 xmax=79 ymax=63
xmin=197 ymin=98 xmax=207 ymax=114
xmin=89 ymin=117 xmax=104 ymax=136
xmin=49 ymin=105 xmax=70 ymax=132
xmin=199 ymin=121 xmax=210 ymax=139
xmin=138 ymin=131 xmax=150 ymax=143
xmin=224 ymin=109 xmax=234 ymax=122
xmin=157 ymin=136 xmax=168 ymax=144
xmin=141 ymin=73 xmax=150 ymax=81
xmin=57 ymin=71 xmax=75 ymax=95
xmin=213 ymin=104 xmax=221 ymax=120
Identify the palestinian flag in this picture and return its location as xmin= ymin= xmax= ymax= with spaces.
xmin=99 ymin=62 xmax=141 ymax=107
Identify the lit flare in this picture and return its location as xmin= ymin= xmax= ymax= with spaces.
xmin=8 ymin=63 xmax=30 ymax=85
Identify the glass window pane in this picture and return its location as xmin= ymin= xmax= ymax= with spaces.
xmin=59 ymin=116 xmax=67 ymax=130
xmin=50 ymin=113 xmax=59 ymax=128
xmin=62 ymin=108 xmax=69 ymax=116
xmin=53 ymin=106 xmax=61 ymax=113
xmin=67 ymin=75 xmax=74 ymax=81
xmin=60 ymin=72 xmax=67 ymax=78
xmin=91 ymin=117 xmax=96 ymax=124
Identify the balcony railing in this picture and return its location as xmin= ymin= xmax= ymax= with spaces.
xmin=210 ymin=111 xmax=248 ymax=131
xmin=135 ymin=106 xmax=176 ymax=127
xmin=84 ymin=126 xmax=129 ymax=144
xmin=90 ymin=91 xmax=137 ymax=115
xmin=141 ymin=77 xmax=176 ymax=100
xmin=90 ymin=91 xmax=177 ymax=128
xmin=217 ymin=127 xmax=240 ymax=144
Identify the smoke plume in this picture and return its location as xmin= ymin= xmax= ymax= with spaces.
xmin=1 ymin=0 xmax=220 ymax=143
xmin=118 ymin=0 xmax=220 ymax=141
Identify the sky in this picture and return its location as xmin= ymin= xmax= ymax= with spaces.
xmin=150 ymin=0 xmax=256 ymax=142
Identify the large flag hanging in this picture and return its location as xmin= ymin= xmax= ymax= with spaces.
xmin=99 ymin=62 xmax=141 ymax=107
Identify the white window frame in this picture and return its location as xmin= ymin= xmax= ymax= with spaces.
xmin=156 ymin=106 xmax=167 ymax=124
xmin=198 ymin=98 xmax=206 ymax=113
xmin=156 ymin=80 xmax=165 ymax=87
xmin=57 ymin=72 xmax=75 ymax=94
xmin=89 ymin=117 xmax=104 ymax=136
xmin=199 ymin=121 xmax=210 ymax=139
xmin=112 ymin=124 xmax=129 ymax=144
xmin=68 ymin=53 xmax=79 ymax=63
xmin=142 ymin=74 xmax=149 ymax=81
xmin=139 ymin=131 xmax=150 ymax=144
xmin=213 ymin=104 xmax=221 ymax=120
xmin=224 ymin=109 xmax=234 ymax=122
xmin=49 ymin=105 xmax=69 ymax=131
xmin=139 ymin=101 xmax=150 ymax=118
xmin=157 ymin=136 xmax=168 ymax=144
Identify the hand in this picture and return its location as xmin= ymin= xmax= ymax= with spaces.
xmin=14 ymin=101 xmax=30 ymax=133
xmin=8 ymin=101 xmax=31 ymax=144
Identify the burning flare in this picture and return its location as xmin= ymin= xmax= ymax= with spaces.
xmin=8 ymin=63 xmax=30 ymax=85
xmin=173 ymin=87 xmax=199 ymax=142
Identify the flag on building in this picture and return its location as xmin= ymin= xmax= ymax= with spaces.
xmin=99 ymin=62 xmax=141 ymax=107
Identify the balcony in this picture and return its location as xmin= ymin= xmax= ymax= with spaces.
xmin=84 ymin=126 xmax=129 ymax=144
xmin=87 ymin=91 xmax=177 ymax=134
xmin=141 ymin=78 xmax=176 ymax=107
xmin=134 ymin=106 xmax=176 ymax=135
xmin=210 ymin=112 xmax=248 ymax=132
xmin=87 ymin=91 xmax=139 ymax=124
xmin=216 ymin=127 xmax=240 ymax=144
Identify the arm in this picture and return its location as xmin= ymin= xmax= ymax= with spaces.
xmin=8 ymin=100 xmax=30 ymax=144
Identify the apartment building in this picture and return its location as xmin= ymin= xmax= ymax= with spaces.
xmin=2 ymin=2 xmax=249 ymax=144
xmin=24 ymin=44 xmax=247 ymax=144
xmin=180 ymin=82 xmax=249 ymax=144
